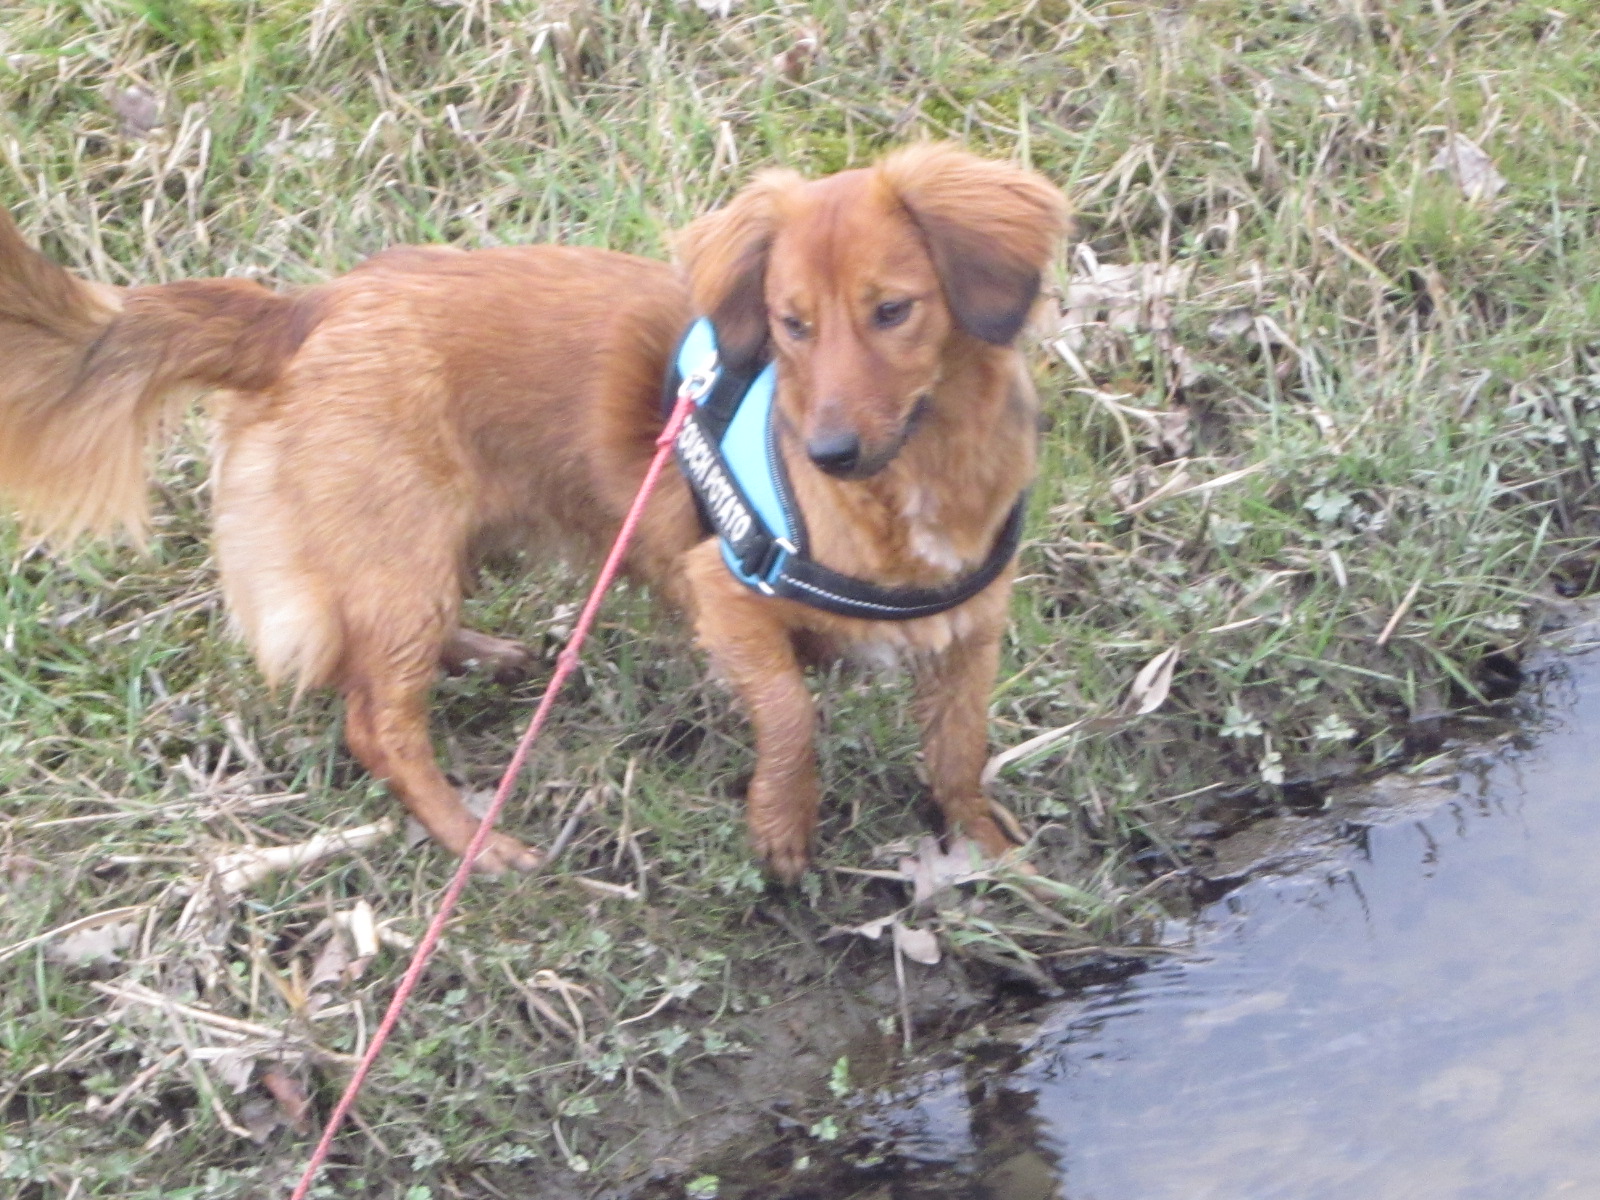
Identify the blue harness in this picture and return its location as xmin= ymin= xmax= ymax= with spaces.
xmin=665 ymin=318 xmax=1026 ymax=621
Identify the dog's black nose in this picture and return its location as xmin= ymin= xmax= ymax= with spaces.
xmin=807 ymin=430 xmax=862 ymax=475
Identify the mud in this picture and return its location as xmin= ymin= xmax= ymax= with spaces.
xmin=614 ymin=609 xmax=1600 ymax=1200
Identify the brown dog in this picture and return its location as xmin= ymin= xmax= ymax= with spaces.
xmin=0 ymin=144 xmax=1068 ymax=880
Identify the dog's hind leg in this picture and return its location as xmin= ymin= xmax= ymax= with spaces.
xmin=215 ymin=423 xmax=539 ymax=873
xmin=326 ymin=521 xmax=543 ymax=873
xmin=340 ymin=651 xmax=542 ymax=874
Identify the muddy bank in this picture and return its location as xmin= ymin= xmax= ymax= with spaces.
xmin=559 ymin=894 xmax=1149 ymax=1196
xmin=614 ymin=607 xmax=1600 ymax=1200
xmin=598 ymin=782 xmax=1477 ymax=1198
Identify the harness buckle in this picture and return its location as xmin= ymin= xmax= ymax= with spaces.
xmin=751 ymin=535 xmax=797 ymax=586
xmin=678 ymin=352 xmax=721 ymax=405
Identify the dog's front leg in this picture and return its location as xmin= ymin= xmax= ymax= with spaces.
xmin=912 ymin=614 xmax=1019 ymax=862
xmin=684 ymin=544 xmax=819 ymax=882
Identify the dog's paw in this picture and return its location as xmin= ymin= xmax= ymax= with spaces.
xmin=470 ymin=831 xmax=544 ymax=875
xmin=952 ymin=814 xmax=1022 ymax=861
xmin=752 ymin=828 xmax=813 ymax=885
xmin=442 ymin=630 xmax=537 ymax=684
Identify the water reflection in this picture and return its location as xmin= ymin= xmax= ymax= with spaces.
xmin=1007 ymin=655 xmax=1600 ymax=1200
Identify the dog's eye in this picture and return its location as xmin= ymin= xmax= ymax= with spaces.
xmin=873 ymin=299 xmax=913 ymax=329
xmin=779 ymin=314 xmax=810 ymax=340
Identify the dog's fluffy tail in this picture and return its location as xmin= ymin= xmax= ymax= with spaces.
xmin=0 ymin=208 xmax=318 ymax=542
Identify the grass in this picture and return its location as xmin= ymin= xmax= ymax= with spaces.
xmin=5 ymin=0 xmax=1600 ymax=1195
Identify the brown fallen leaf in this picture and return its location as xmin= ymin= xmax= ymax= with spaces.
xmin=261 ymin=1066 xmax=312 ymax=1134
xmin=1055 ymin=245 xmax=1194 ymax=361
xmin=771 ymin=27 xmax=821 ymax=80
xmin=825 ymin=914 xmax=940 ymax=965
xmin=1140 ymin=403 xmax=1193 ymax=458
xmin=306 ymin=927 xmax=352 ymax=999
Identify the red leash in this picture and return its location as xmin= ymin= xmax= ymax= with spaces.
xmin=289 ymin=376 xmax=706 ymax=1199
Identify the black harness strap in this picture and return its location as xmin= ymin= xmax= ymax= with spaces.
xmin=663 ymin=322 xmax=1028 ymax=622
xmin=766 ymin=497 xmax=1027 ymax=620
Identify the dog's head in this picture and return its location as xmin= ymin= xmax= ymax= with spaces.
xmin=677 ymin=143 xmax=1069 ymax=480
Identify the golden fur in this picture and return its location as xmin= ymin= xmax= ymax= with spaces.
xmin=0 ymin=145 xmax=1068 ymax=879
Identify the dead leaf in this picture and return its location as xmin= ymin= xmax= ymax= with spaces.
xmin=771 ymin=27 xmax=821 ymax=79
xmin=1167 ymin=344 xmax=1204 ymax=391
xmin=0 ymin=905 xmax=149 ymax=969
xmin=239 ymin=1094 xmax=284 ymax=1143
xmin=1207 ymin=307 xmax=1255 ymax=342
xmin=897 ymin=836 xmax=989 ymax=905
xmin=48 ymin=920 xmax=137 ymax=967
xmin=830 ymin=914 xmax=895 ymax=942
xmin=108 ymin=84 xmax=161 ymax=138
xmin=1128 ymin=644 xmax=1181 ymax=715
xmin=306 ymin=929 xmax=352 ymax=997
xmin=1428 ymin=132 xmax=1506 ymax=203
xmin=1107 ymin=463 xmax=1168 ymax=510
xmin=209 ymin=1048 xmax=257 ymax=1095
xmin=260 ymin=1067 xmax=312 ymax=1134
xmin=1055 ymin=245 xmax=1194 ymax=360
xmin=891 ymin=922 xmax=941 ymax=966
xmin=306 ymin=900 xmax=381 ymax=999
xmin=823 ymin=914 xmax=939 ymax=965
xmin=1142 ymin=404 xmax=1193 ymax=458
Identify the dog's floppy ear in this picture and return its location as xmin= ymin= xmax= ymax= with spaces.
xmin=675 ymin=168 xmax=803 ymax=369
xmin=880 ymin=143 xmax=1070 ymax=345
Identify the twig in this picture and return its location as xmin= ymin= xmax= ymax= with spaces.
xmin=893 ymin=936 xmax=913 ymax=1055
xmin=211 ymin=817 xmax=398 ymax=894
xmin=571 ymin=876 xmax=639 ymax=901
xmin=91 ymin=980 xmax=357 ymax=1063
xmin=85 ymin=589 xmax=218 ymax=644
xmin=94 ymin=1048 xmax=184 ymax=1121
xmin=1377 ymin=576 xmax=1425 ymax=647
xmin=545 ymin=790 xmax=598 ymax=862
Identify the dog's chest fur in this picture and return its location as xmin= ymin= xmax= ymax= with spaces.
xmin=899 ymin=484 xmax=965 ymax=574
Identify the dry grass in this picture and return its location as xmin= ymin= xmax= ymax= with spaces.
xmin=4 ymin=1 xmax=1600 ymax=1196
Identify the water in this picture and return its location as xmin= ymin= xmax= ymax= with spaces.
xmin=867 ymin=638 xmax=1600 ymax=1199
